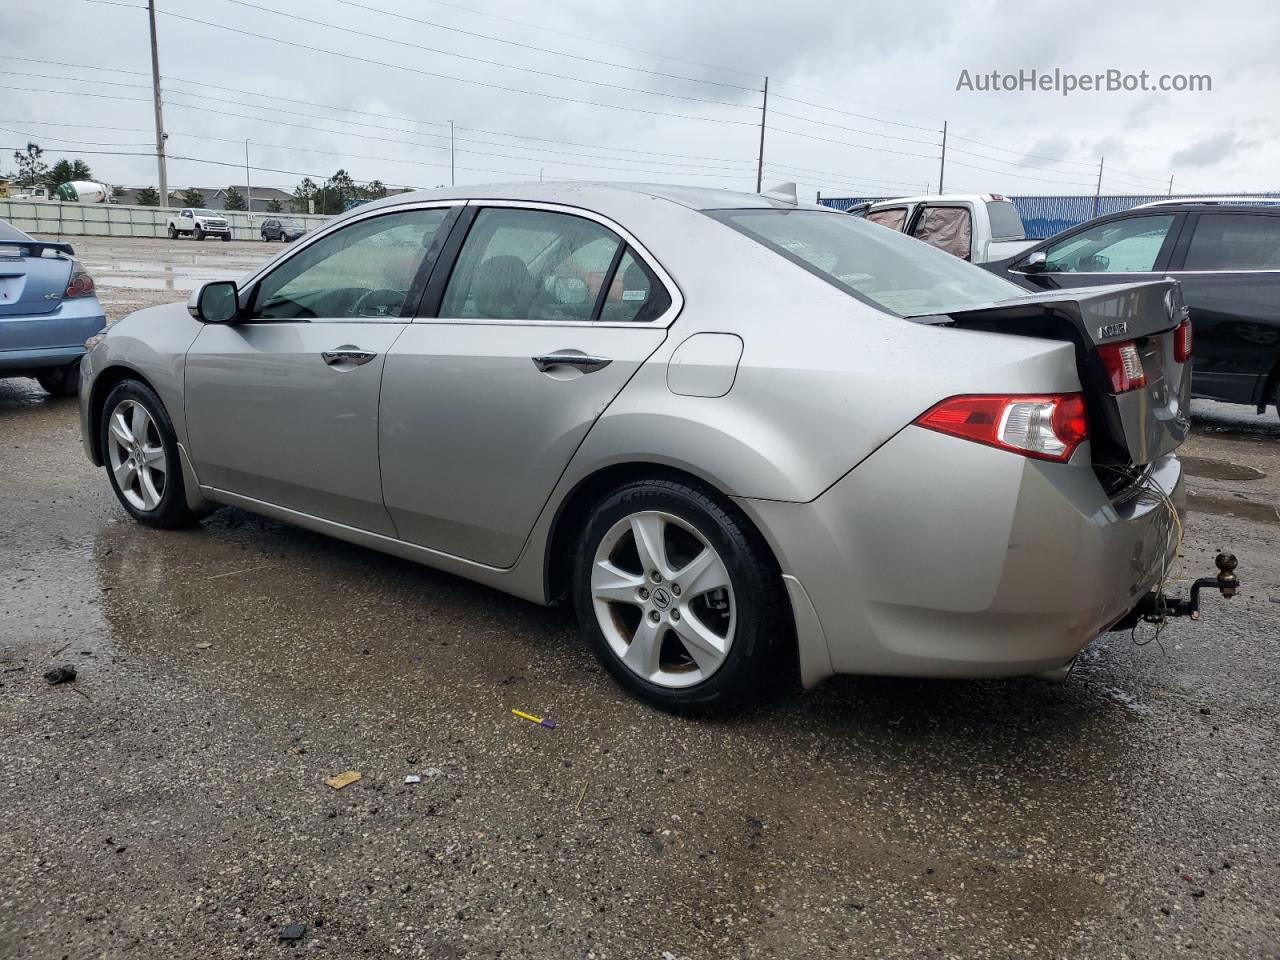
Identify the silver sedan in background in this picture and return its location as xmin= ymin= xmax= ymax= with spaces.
xmin=80 ymin=183 xmax=1194 ymax=710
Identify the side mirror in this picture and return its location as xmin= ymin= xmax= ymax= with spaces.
xmin=188 ymin=280 xmax=240 ymax=323
xmin=1022 ymin=250 xmax=1048 ymax=272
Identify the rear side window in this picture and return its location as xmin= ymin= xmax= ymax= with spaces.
xmin=1184 ymin=214 xmax=1280 ymax=270
xmin=598 ymin=249 xmax=670 ymax=323
xmin=866 ymin=207 xmax=908 ymax=231
xmin=985 ymin=200 xmax=1025 ymax=240
xmin=441 ymin=208 xmax=623 ymax=322
xmin=911 ymin=205 xmax=973 ymax=260
xmin=715 ymin=208 xmax=1021 ymax=317
xmin=1044 ymin=215 xmax=1174 ymax=273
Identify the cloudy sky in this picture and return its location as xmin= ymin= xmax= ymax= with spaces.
xmin=2 ymin=0 xmax=1277 ymax=201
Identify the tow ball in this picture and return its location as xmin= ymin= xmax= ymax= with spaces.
xmin=1140 ymin=552 xmax=1240 ymax=624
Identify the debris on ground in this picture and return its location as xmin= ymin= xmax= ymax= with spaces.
xmin=195 ymin=642 xmax=212 ymax=650
xmin=43 ymin=665 xmax=77 ymax=685
xmin=324 ymin=771 xmax=361 ymax=790
xmin=278 ymin=922 xmax=306 ymax=941
xmin=404 ymin=774 xmax=421 ymax=784
xmin=511 ymin=708 xmax=556 ymax=729
xmin=1093 ymin=873 xmax=1106 ymax=886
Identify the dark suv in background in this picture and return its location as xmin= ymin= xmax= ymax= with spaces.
xmin=260 ymin=218 xmax=307 ymax=242
xmin=985 ymin=201 xmax=1280 ymax=419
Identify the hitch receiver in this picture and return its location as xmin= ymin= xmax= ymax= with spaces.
xmin=1139 ymin=552 xmax=1240 ymax=624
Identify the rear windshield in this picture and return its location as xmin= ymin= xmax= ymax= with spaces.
xmin=985 ymin=200 xmax=1025 ymax=240
xmin=0 ymin=219 xmax=32 ymax=243
xmin=713 ymin=209 xmax=1023 ymax=317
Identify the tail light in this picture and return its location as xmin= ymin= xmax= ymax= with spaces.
xmin=65 ymin=260 xmax=96 ymax=299
xmin=1174 ymin=317 xmax=1193 ymax=363
xmin=914 ymin=393 xmax=1088 ymax=463
xmin=1097 ymin=341 xmax=1146 ymax=393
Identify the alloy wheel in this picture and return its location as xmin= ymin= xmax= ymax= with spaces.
xmin=105 ymin=399 xmax=168 ymax=511
xmin=590 ymin=510 xmax=736 ymax=688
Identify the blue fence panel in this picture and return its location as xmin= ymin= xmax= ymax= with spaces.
xmin=818 ymin=193 xmax=1280 ymax=238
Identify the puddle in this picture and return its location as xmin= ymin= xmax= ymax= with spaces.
xmin=1187 ymin=491 xmax=1280 ymax=526
xmin=1180 ymin=456 xmax=1266 ymax=481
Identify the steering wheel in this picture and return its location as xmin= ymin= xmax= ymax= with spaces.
xmin=352 ymin=288 xmax=405 ymax=318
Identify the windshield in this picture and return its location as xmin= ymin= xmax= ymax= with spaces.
xmin=0 ymin=218 xmax=32 ymax=243
xmin=714 ymin=209 xmax=1023 ymax=316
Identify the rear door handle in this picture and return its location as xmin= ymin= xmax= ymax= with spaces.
xmin=531 ymin=353 xmax=613 ymax=374
xmin=322 ymin=349 xmax=377 ymax=367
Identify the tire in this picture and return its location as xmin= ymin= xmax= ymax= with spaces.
xmin=167 ymin=225 xmax=177 ymax=239
xmin=35 ymin=361 xmax=80 ymax=398
xmin=221 ymin=233 xmax=231 ymax=242
xmin=194 ymin=226 xmax=205 ymax=241
xmin=262 ymin=232 xmax=270 ymax=242
xmin=572 ymin=478 xmax=787 ymax=712
xmin=99 ymin=379 xmax=200 ymax=529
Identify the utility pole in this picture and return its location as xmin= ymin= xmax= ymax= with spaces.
xmin=1167 ymin=174 xmax=1174 ymax=196
xmin=938 ymin=120 xmax=947 ymax=193
xmin=1093 ymin=156 xmax=1104 ymax=219
xmin=147 ymin=0 xmax=168 ymax=209
xmin=449 ymin=120 xmax=455 ymax=187
xmin=244 ymin=139 xmax=252 ymax=220
xmin=755 ymin=76 xmax=769 ymax=193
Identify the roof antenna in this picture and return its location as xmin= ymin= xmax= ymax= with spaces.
xmin=761 ymin=181 xmax=798 ymax=205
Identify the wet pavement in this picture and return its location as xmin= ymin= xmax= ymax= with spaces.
xmin=2 ymin=237 xmax=1280 ymax=959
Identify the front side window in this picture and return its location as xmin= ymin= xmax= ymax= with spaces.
xmin=1184 ymin=214 xmax=1280 ymax=270
xmin=911 ymin=205 xmax=973 ymax=260
xmin=440 ymin=208 xmax=625 ymax=322
xmin=715 ymin=208 xmax=1021 ymax=317
xmin=866 ymin=207 xmax=908 ymax=231
xmin=1043 ymin=215 xmax=1174 ymax=273
xmin=250 ymin=207 xmax=450 ymax=321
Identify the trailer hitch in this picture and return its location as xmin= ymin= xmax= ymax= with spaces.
xmin=1141 ymin=552 xmax=1240 ymax=623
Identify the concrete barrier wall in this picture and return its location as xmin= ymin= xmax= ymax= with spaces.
xmin=0 ymin=200 xmax=333 ymax=241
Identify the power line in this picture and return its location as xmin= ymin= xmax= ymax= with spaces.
xmin=768 ymin=109 xmax=940 ymax=146
xmin=1 ymin=56 xmax=755 ymax=165
xmin=942 ymin=158 xmax=1098 ymax=188
xmin=212 ymin=0 xmax=758 ymax=110
xmin=768 ymin=83 xmax=942 ymax=124
xmin=948 ymin=130 xmax=1168 ymax=185
xmin=324 ymin=0 xmax=757 ymax=92
xmin=769 ymin=94 xmax=940 ymax=132
xmin=768 ymin=125 xmax=939 ymax=160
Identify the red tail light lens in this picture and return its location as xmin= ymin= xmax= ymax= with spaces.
xmin=1174 ymin=318 xmax=1192 ymax=363
xmin=914 ymin=393 xmax=1088 ymax=463
xmin=1097 ymin=340 xmax=1146 ymax=393
xmin=65 ymin=260 xmax=95 ymax=299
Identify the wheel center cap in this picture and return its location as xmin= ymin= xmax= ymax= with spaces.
xmin=652 ymin=587 xmax=672 ymax=610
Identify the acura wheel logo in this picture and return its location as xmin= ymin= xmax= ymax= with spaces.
xmin=652 ymin=587 xmax=672 ymax=610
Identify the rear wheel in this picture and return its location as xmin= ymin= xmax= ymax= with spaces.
xmin=100 ymin=380 xmax=199 ymax=529
xmin=35 ymin=361 xmax=80 ymax=398
xmin=167 ymin=225 xmax=177 ymax=239
xmin=572 ymin=479 xmax=787 ymax=712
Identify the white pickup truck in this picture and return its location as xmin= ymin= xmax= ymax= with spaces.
xmin=848 ymin=194 xmax=1037 ymax=263
xmin=166 ymin=208 xmax=232 ymax=241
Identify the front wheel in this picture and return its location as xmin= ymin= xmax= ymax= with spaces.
xmin=35 ymin=361 xmax=80 ymax=397
xmin=100 ymin=380 xmax=200 ymax=529
xmin=572 ymin=479 xmax=787 ymax=712
xmin=221 ymin=233 xmax=231 ymax=242
xmin=262 ymin=232 xmax=270 ymax=242
xmin=194 ymin=226 xmax=205 ymax=241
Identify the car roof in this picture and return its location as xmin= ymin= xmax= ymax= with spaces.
xmin=865 ymin=194 xmax=1009 ymax=207
xmin=1099 ymin=203 xmax=1280 ymax=217
xmin=359 ymin=181 xmax=831 ymax=216
xmin=1135 ymin=197 xmax=1280 ymax=209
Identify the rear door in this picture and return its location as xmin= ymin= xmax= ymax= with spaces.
xmin=184 ymin=203 xmax=457 ymax=533
xmin=907 ymin=203 xmax=974 ymax=260
xmin=1164 ymin=211 xmax=1280 ymax=405
xmin=379 ymin=202 xmax=674 ymax=567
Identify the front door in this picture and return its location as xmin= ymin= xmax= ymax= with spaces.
xmin=1014 ymin=213 xmax=1183 ymax=294
xmin=184 ymin=204 xmax=457 ymax=534
xmin=379 ymin=204 xmax=674 ymax=567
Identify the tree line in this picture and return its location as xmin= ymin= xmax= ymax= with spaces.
xmin=6 ymin=143 xmax=389 ymax=214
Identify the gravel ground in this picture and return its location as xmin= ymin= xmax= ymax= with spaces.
xmin=2 ymin=236 xmax=1278 ymax=959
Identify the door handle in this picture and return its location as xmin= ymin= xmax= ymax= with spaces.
xmin=531 ymin=353 xmax=613 ymax=374
xmin=322 ymin=349 xmax=377 ymax=367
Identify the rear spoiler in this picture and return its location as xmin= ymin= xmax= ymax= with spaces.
xmin=0 ymin=240 xmax=76 ymax=258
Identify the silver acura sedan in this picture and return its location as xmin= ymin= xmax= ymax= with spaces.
xmin=80 ymin=183 xmax=1197 ymax=710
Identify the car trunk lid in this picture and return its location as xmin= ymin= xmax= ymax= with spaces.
xmin=924 ymin=280 xmax=1191 ymax=467
xmin=0 ymin=242 xmax=74 ymax=318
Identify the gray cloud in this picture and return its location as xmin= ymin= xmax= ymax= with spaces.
xmin=1172 ymin=131 xmax=1255 ymax=168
